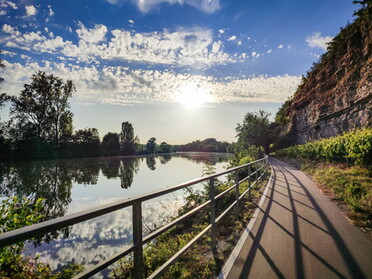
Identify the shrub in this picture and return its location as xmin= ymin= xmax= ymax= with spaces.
xmin=274 ymin=128 xmax=372 ymax=166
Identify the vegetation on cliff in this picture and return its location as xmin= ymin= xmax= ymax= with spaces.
xmin=273 ymin=1 xmax=371 ymax=145
xmin=290 ymin=0 xmax=371 ymax=105
xmin=274 ymin=128 xmax=372 ymax=166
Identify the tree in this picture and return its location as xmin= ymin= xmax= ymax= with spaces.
xmin=120 ymin=122 xmax=138 ymax=155
xmin=101 ymin=132 xmax=120 ymax=156
xmin=157 ymin=142 xmax=174 ymax=153
xmin=74 ymin=128 xmax=101 ymax=157
xmin=0 ymin=50 xmax=11 ymax=160
xmin=146 ymin=137 xmax=157 ymax=154
xmin=236 ymin=110 xmax=275 ymax=153
xmin=11 ymin=71 xmax=75 ymax=147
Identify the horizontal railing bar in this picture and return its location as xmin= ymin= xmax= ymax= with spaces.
xmin=144 ymin=168 xmax=265 ymax=245
xmin=74 ymin=245 xmax=134 ymax=279
xmin=239 ymin=169 xmax=266 ymax=200
xmin=0 ymin=156 xmax=268 ymax=248
xmin=214 ymin=184 xmax=236 ymax=200
xmin=215 ymin=199 xmax=238 ymax=224
xmin=148 ymin=163 xmax=269 ymax=279
xmin=147 ymin=224 xmax=212 ymax=279
xmin=143 ymin=199 xmax=212 ymax=244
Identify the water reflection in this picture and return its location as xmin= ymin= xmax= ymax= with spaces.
xmin=146 ymin=155 xmax=156 ymax=170
xmin=119 ymin=158 xmax=140 ymax=189
xmin=0 ymin=152 xmax=233 ymax=275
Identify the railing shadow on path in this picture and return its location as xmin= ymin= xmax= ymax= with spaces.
xmin=280 ymin=161 xmax=366 ymax=279
xmin=232 ymin=158 xmax=369 ymax=279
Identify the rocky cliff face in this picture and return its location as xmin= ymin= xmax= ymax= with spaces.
xmin=284 ymin=4 xmax=371 ymax=144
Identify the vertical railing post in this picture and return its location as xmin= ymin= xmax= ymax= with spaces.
xmin=234 ymin=170 xmax=240 ymax=215
xmin=133 ymin=201 xmax=143 ymax=279
xmin=255 ymin=162 xmax=258 ymax=186
xmin=247 ymin=164 xmax=252 ymax=200
xmin=209 ymin=178 xmax=217 ymax=255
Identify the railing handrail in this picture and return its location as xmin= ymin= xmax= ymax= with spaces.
xmin=0 ymin=155 xmax=269 ymax=279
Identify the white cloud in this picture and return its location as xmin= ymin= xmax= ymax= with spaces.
xmin=2 ymin=23 xmax=17 ymax=34
xmin=76 ymin=23 xmax=108 ymax=43
xmin=128 ymin=19 xmax=134 ymax=24
xmin=108 ymin=0 xmax=220 ymax=13
xmin=25 ymin=5 xmax=37 ymax=16
xmin=47 ymin=5 xmax=54 ymax=17
xmin=227 ymin=35 xmax=237 ymax=41
xmin=0 ymin=0 xmax=18 ymax=12
xmin=306 ymin=32 xmax=333 ymax=50
xmin=277 ymin=44 xmax=283 ymax=49
xmin=2 ymin=61 xmax=301 ymax=105
xmin=2 ymin=24 xmax=235 ymax=66
xmin=218 ymin=29 xmax=224 ymax=34
xmin=267 ymin=49 xmax=272 ymax=54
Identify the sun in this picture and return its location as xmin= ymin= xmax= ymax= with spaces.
xmin=175 ymin=82 xmax=213 ymax=108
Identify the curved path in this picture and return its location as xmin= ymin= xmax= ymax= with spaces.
xmin=226 ymin=158 xmax=372 ymax=279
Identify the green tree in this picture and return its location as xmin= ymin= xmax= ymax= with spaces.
xmin=10 ymin=71 xmax=75 ymax=148
xmin=236 ymin=110 xmax=275 ymax=153
xmin=74 ymin=128 xmax=101 ymax=157
xmin=146 ymin=137 xmax=157 ymax=154
xmin=0 ymin=51 xmax=11 ymax=160
xmin=120 ymin=121 xmax=138 ymax=155
xmin=157 ymin=142 xmax=174 ymax=153
xmin=101 ymin=132 xmax=120 ymax=156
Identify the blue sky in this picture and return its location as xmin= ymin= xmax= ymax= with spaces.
xmin=0 ymin=0 xmax=357 ymax=144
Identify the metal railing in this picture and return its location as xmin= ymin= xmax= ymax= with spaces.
xmin=0 ymin=155 xmax=269 ymax=279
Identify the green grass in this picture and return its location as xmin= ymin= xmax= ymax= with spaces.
xmin=285 ymin=158 xmax=371 ymax=230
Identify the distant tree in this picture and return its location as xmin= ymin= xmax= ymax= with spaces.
xmin=101 ymin=132 xmax=120 ymax=156
xmin=10 ymin=71 xmax=75 ymax=148
xmin=236 ymin=110 xmax=275 ymax=153
xmin=0 ymin=50 xmax=11 ymax=160
xmin=157 ymin=142 xmax=174 ymax=153
xmin=146 ymin=137 xmax=157 ymax=154
xmin=74 ymin=128 xmax=101 ymax=157
xmin=120 ymin=122 xmax=138 ymax=155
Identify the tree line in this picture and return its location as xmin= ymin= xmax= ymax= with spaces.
xmin=0 ymin=68 xmax=232 ymax=161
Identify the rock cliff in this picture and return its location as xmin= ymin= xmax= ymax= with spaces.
xmin=283 ymin=3 xmax=371 ymax=144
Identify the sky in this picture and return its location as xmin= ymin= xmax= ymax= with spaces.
xmin=0 ymin=0 xmax=357 ymax=144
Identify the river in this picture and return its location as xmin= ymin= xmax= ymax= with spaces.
xmin=0 ymin=152 xmax=233 ymax=276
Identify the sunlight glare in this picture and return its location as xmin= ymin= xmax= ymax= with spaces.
xmin=175 ymin=82 xmax=213 ymax=108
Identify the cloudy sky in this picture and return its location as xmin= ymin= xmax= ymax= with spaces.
xmin=0 ymin=0 xmax=356 ymax=144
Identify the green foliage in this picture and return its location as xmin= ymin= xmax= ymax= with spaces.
xmin=275 ymin=98 xmax=292 ymax=125
xmin=298 ymin=161 xmax=371 ymax=226
xmin=146 ymin=137 xmax=157 ymax=154
xmin=111 ymin=159 xmax=267 ymax=278
xmin=274 ymin=128 xmax=372 ymax=166
xmin=101 ymin=132 xmax=120 ymax=156
xmin=157 ymin=142 xmax=175 ymax=153
xmin=175 ymin=138 xmax=231 ymax=153
xmin=74 ymin=128 xmax=101 ymax=157
xmin=0 ymin=197 xmax=83 ymax=278
xmin=236 ymin=110 xmax=277 ymax=153
xmin=11 ymin=71 xmax=75 ymax=145
xmin=120 ymin=122 xmax=139 ymax=155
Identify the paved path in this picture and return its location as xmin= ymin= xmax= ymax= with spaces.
xmin=227 ymin=158 xmax=372 ymax=279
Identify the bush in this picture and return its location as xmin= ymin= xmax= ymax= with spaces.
xmin=274 ymin=128 xmax=372 ymax=166
xmin=0 ymin=197 xmax=83 ymax=278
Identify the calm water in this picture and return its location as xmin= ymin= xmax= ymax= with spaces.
xmin=0 ymin=152 xmax=233 ymax=275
